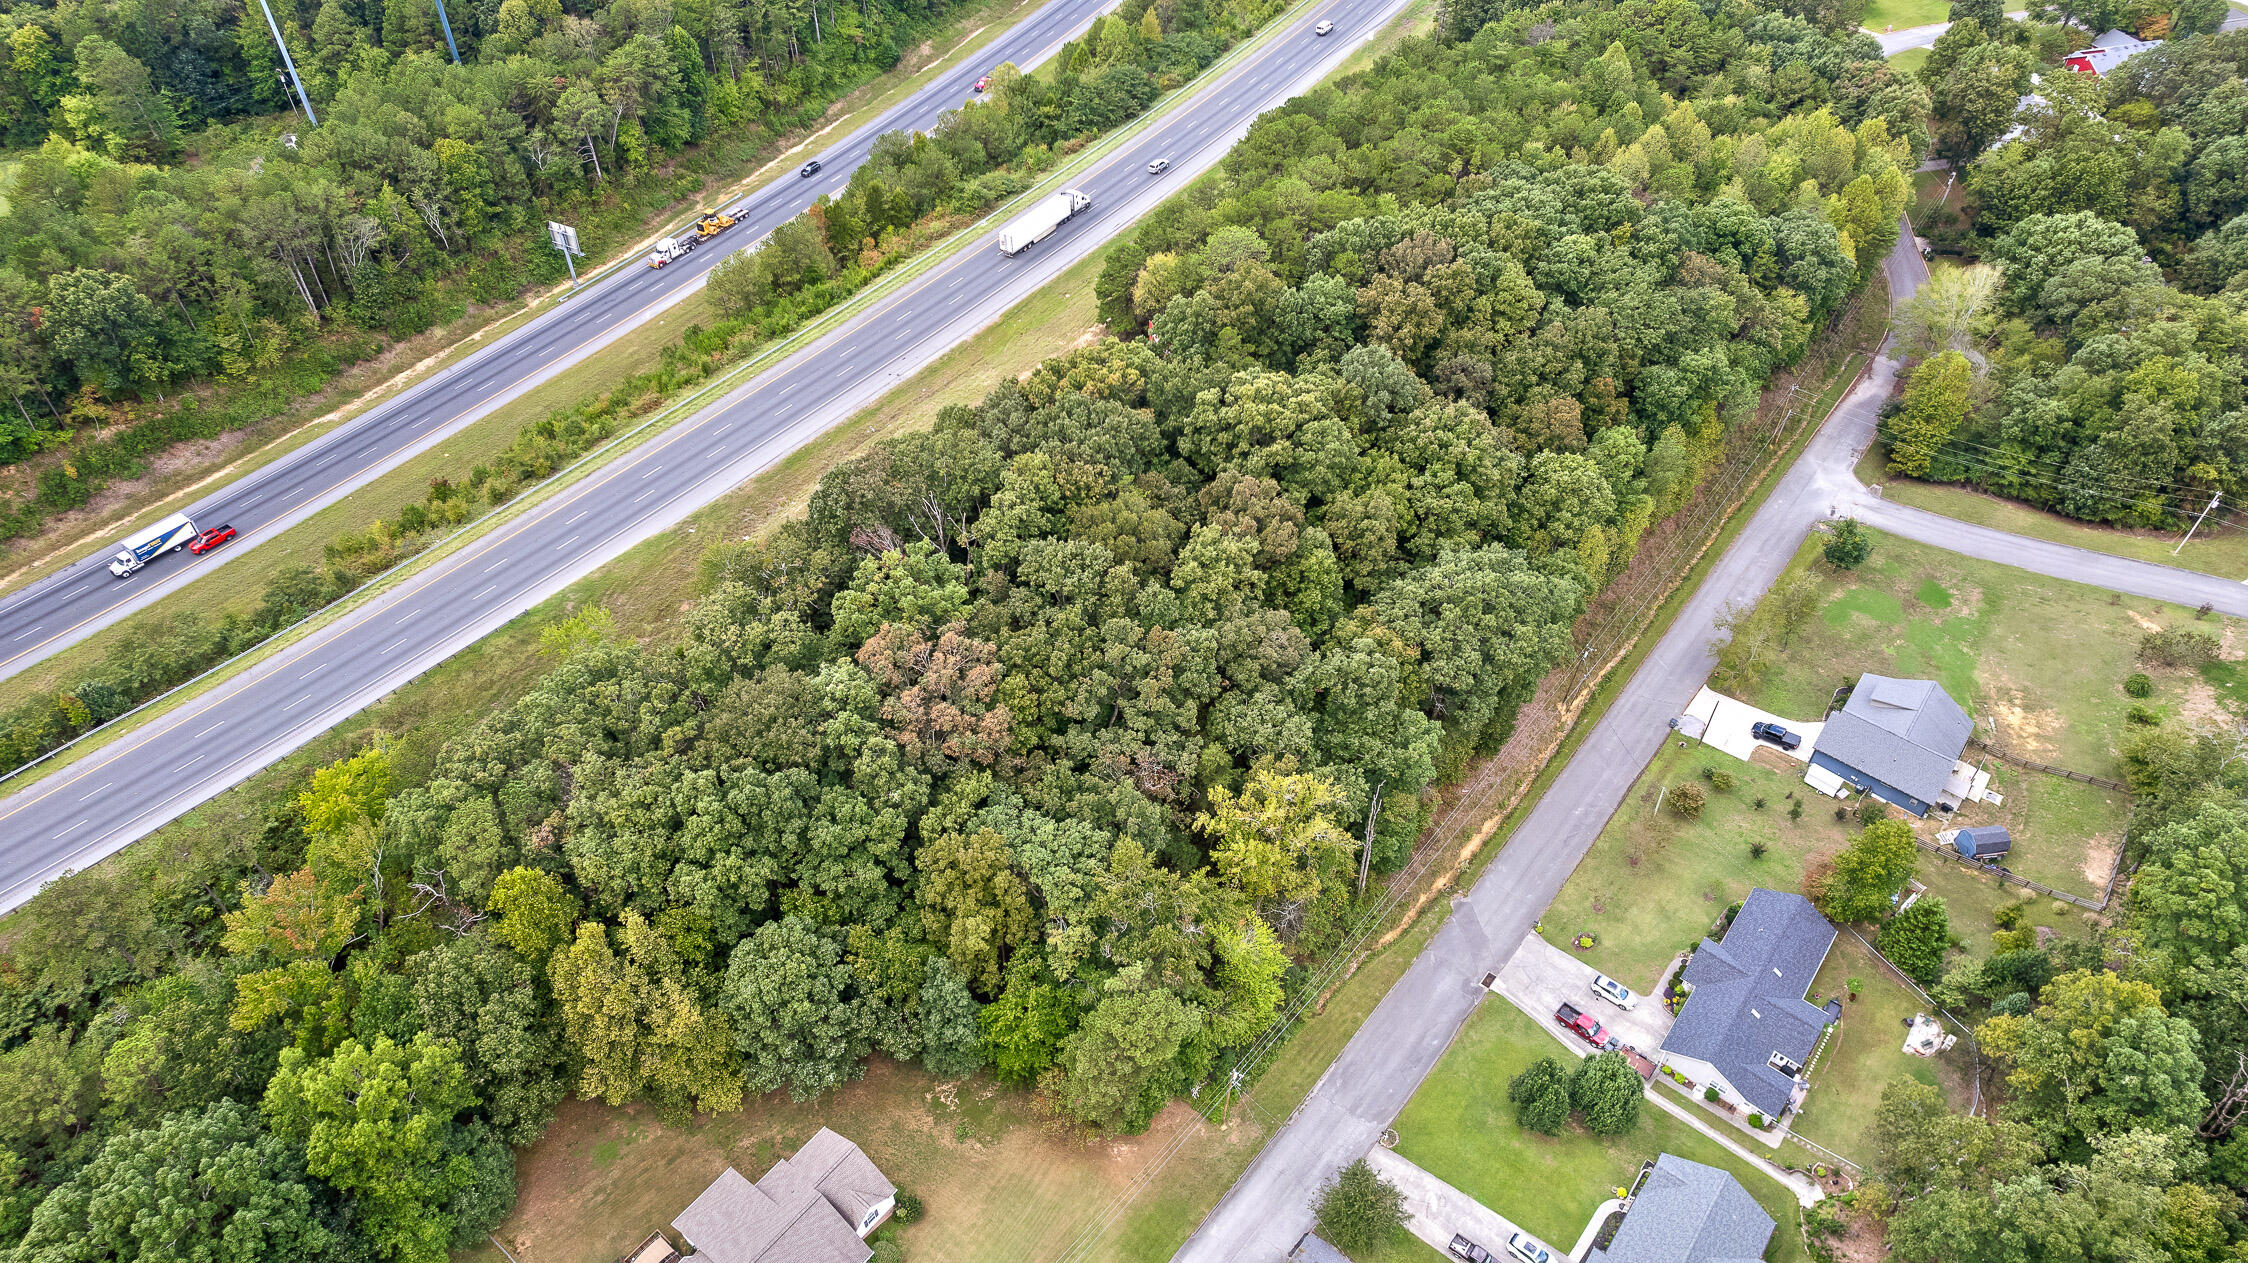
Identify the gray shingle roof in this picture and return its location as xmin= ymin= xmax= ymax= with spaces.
xmin=673 ymin=1129 xmax=890 ymax=1263
xmin=1955 ymin=825 xmax=2011 ymax=858
xmin=1811 ymin=675 xmax=1972 ymax=805
xmin=1660 ymin=889 xmax=1837 ymax=1117
xmin=1590 ymin=1154 xmax=1775 ymax=1263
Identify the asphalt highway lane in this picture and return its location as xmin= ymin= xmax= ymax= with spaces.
xmin=0 ymin=0 xmax=1116 ymax=683
xmin=0 ymin=0 xmax=1415 ymax=910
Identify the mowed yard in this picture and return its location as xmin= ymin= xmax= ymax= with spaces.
xmin=1393 ymin=1002 xmax=1807 ymax=1263
xmin=466 ymin=1059 xmax=1263 ymax=1263
xmin=1726 ymin=529 xmax=2226 ymax=895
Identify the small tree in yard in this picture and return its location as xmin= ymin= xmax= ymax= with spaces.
xmin=1669 ymin=782 xmax=1706 ymax=820
xmin=1812 ymin=819 xmax=1918 ymax=923
xmin=1877 ymin=896 xmax=1952 ymax=984
xmin=1312 ymin=1158 xmax=1408 ymax=1254
xmin=1570 ymin=1052 xmax=1644 ymax=1135
xmin=1509 ymin=1057 xmax=1574 ymax=1135
xmin=1823 ymin=517 xmax=1873 ymax=569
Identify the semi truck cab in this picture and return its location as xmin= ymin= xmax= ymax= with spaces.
xmin=109 ymin=513 xmax=199 ymax=577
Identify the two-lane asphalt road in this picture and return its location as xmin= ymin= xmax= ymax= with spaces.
xmin=0 ymin=0 xmax=1417 ymax=909
xmin=0 ymin=0 xmax=1117 ymax=683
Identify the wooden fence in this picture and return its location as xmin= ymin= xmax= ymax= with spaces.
xmin=1967 ymin=738 xmax=2130 ymax=793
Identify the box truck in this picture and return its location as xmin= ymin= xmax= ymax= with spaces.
xmin=997 ymin=190 xmax=1092 ymax=255
xmin=109 ymin=513 xmax=198 ymax=577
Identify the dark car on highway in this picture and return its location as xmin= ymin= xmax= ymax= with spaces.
xmin=798 ymin=159 xmax=823 ymax=178
xmin=188 ymin=524 xmax=238 ymax=555
xmin=1750 ymin=720 xmax=1802 ymax=751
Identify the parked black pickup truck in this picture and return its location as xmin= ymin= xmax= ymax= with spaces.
xmin=1750 ymin=720 xmax=1803 ymax=751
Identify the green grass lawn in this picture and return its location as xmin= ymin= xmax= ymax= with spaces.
xmin=1861 ymin=0 xmax=1949 ymax=30
xmin=1789 ymin=933 xmax=1972 ymax=1164
xmin=1393 ymin=1002 xmax=1806 ymax=1262
xmin=1888 ymin=46 xmax=1930 ymax=75
xmin=1539 ymin=741 xmax=1858 ymax=991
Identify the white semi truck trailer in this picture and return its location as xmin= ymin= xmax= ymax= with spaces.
xmin=997 ymin=190 xmax=1092 ymax=255
xmin=109 ymin=513 xmax=198 ymax=577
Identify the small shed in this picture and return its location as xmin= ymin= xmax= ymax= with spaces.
xmin=1955 ymin=825 xmax=2012 ymax=860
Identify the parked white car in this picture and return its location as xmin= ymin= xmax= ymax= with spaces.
xmin=1590 ymin=972 xmax=1638 ymax=1010
xmin=1507 ymin=1232 xmax=1554 ymax=1263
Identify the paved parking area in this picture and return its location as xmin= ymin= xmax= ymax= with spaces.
xmin=1493 ymin=935 xmax=1678 ymax=1054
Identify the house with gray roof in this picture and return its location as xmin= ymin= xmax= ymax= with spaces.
xmin=672 ymin=1129 xmax=896 ymax=1263
xmin=1808 ymin=675 xmax=1973 ymax=817
xmin=1658 ymin=888 xmax=1838 ymax=1120
xmin=1590 ymin=1154 xmax=1775 ymax=1263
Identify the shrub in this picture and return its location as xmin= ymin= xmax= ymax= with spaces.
xmin=1312 ymin=1159 xmax=1409 ymax=1254
xmin=2124 ymin=672 xmax=2154 ymax=698
xmin=2140 ymin=627 xmax=2219 ymax=668
xmin=1877 ymin=896 xmax=1953 ymax=984
xmin=1749 ymin=841 xmax=1768 ymax=860
xmin=892 ymin=1191 xmax=924 ymax=1223
xmin=1789 ymin=800 xmax=1805 ymax=822
xmin=1704 ymin=1086 xmax=1721 ymax=1103
xmin=1823 ymin=517 xmax=1873 ymax=569
xmin=1709 ymin=769 xmax=1736 ymax=793
xmin=2127 ymin=704 xmax=2161 ymax=726
xmin=1752 ymin=795 xmax=1767 ymax=810
xmin=1748 ymin=1112 xmax=1766 ymax=1128
xmin=1814 ymin=820 xmax=1919 ymax=923
xmin=1509 ymin=1058 xmax=1574 ymax=1135
xmin=1570 ymin=1053 xmax=1644 ymax=1136
xmin=1993 ymin=902 xmax=2024 ymax=930
xmin=1854 ymin=795 xmax=1888 ymax=826
xmin=1669 ymin=782 xmax=1707 ymax=820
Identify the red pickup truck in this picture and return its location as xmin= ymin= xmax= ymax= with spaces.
xmin=1555 ymin=1002 xmax=1621 ymax=1051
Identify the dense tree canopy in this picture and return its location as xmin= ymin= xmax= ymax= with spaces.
xmin=0 ymin=0 xmax=1904 ymax=1251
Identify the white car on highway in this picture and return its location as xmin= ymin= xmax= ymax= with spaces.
xmin=1590 ymin=972 xmax=1638 ymax=1010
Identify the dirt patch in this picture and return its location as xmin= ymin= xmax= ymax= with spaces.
xmin=2177 ymin=680 xmax=2233 ymax=735
xmin=2079 ymin=833 xmax=2119 ymax=892
xmin=1746 ymin=745 xmax=1799 ymax=774
xmin=1984 ymin=684 xmax=2061 ymax=759
xmin=1826 ymin=1204 xmax=1888 ymax=1263
xmin=2127 ymin=609 xmax=2164 ymax=633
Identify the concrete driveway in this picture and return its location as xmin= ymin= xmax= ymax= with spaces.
xmin=1494 ymin=935 xmax=1678 ymax=1054
xmin=1367 ymin=1147 xmax=1554 ymax=1262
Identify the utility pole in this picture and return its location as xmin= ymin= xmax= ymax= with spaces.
xmin=2177 ymin=491 xmax=2221 ymax=555
xmin=432 ymin=0 xmax=463 ymax=64
xmin=1357 ymin=780 xmax=1382 ymax=898
xmin=256 ymin=0 xmax=316 ymax=126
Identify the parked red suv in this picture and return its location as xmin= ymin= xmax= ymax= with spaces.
xmin=188 ymin=524 xmax=238 ymax=555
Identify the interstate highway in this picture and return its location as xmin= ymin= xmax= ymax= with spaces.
xmin=0 ymin=0 xmax=1114 ymax=683
xmin=0 ymin=0 xmax=1414 ymax=909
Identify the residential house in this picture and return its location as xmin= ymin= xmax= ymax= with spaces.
xmin=1806 ymin=674 xmax=1974 ymax=817
xmin=1658 ymin=889 xmax=1839 ymax=1121
xmin=2065 ymin=28 xmax=2161 ymax=75
xmin=1588 ymin=1154 xmax=1776 ymax=1263
xmin=673 ymin=1129 xmax=896 ymax=1263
